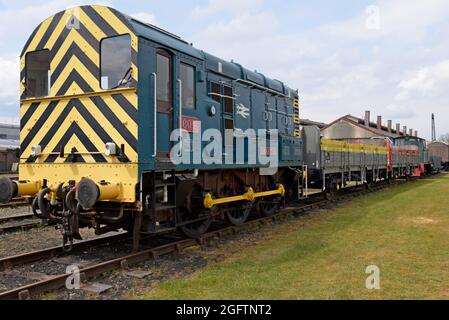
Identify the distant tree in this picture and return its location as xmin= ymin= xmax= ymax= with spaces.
xmin=438 ymin=133 xmax=449 ymax=144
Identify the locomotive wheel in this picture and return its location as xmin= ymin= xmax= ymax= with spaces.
xmin=365 ymin=183 xmax=374 ymax=191
xmin=179 ymin=207 xmax=212 ymax=239
xmin=259 ymin=198 xmax=281 ymax=217
xmin=226 ymin=203 xmax=252 ymax=226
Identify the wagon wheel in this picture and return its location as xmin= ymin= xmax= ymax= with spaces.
xmin=323 ymin=180 xmax=338 ymax=200
xmin=226 ymin=202 xmax=252 ymax=226
xmin=259 ymin=197 xmax=282 ymax=217
xmin=178 ymin=206 xmax=212 ymax=239
xmin=386 ymin=172 xmax=393 ymax=185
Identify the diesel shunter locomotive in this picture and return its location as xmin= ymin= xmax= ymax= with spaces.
xmin=0 ymin=5 xmax=432 ymax=251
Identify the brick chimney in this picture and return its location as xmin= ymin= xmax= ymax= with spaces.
xmin=388 ymin=120 xmax=392 ymax=133
xmin=364 ymin=111 xmax=371 ymax=126
xmin=396 ymin=123 xmax=401 ymax=134
xmin=377 ymin=116 xmax=382 ymax=130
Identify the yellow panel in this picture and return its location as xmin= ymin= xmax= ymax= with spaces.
xmin=321 ymin=139 xmax=389 ymax=154
xmin=50 ymin=29 xmax=99 ymax=71
xmin=43 ymin=11 xmax=74 ymax=49
xmin=101 ymin=95 xmax=138 ymax=136
xmin=51 ymin=54 xmax=100 ymax=95
xmin=20 ymin=100 xmax=70 ymax=159
xmin=78 ymin=8 xmax=107 ymax=40
xmin=20 ymin=87 xmax=136 ymax=104
xmin=294 ymin=99 xmax=300 ymax=109
xmin=93 ymin=6 xmax=138 ymax=51
xmin=19 ymin=163 xmax=138 ymax=203
xmin=34 ymin=108 xmax=108 ymax=164
xmin=80 ymin=97 xmax=138 ymax=161
xmin=51 ymin=134 xmax=96 ymax=164
xmin=24 ymin=17 xmax=53 ymax=53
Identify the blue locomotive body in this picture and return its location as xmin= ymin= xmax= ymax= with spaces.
xmin=133 ymin=20 xmax=303 ymax=173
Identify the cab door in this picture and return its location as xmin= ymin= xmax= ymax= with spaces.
xmin=155 ymin=49 xmax=174 ymax=160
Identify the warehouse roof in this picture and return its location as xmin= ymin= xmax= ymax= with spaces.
xmin=321 ymin=112 xmax=418 ymax=139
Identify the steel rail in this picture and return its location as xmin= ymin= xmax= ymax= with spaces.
xmin=0 ymin=198 xmax=29 ymax=209
xmin=0 ymin=213 xmax=34 ymax=224
xmin=0 ymin=233 xmax=130 ymax=272
xmin=0 ymin=221 xmax=41 ymax=234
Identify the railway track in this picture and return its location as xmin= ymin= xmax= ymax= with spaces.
xmin=0 ymin=210 xmax=39 ymax=234
xmin=0 ymin=198 xmax=29 ymax=209
xmin=0 ymin=220 xmax=41 ymax=234
xmin=0 ymin=233 xmax=130 ymax=272
xmin=0 ymin=178 xmax=414 ymax=300
xmin=0 ymin=213 xmax=34 ymax=224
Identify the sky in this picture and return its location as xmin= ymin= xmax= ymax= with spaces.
xmin=0 ymin=0 xmax=448 ymax=140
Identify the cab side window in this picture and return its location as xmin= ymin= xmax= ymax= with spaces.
xmin=101 ymin=34 xmax=132 ymax=90
xmin=156 ymin=49 xmax=173 ymax=111
xmin=25 ymin=49 xmax=50 ymax=98
xmin=180 ymin=63 xmax=195 ymax=109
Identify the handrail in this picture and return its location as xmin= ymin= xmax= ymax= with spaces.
xmin=178 ymin=79 xmax=183 ymax=157
xmin=152 ymin=73 xmax=157 ymax=158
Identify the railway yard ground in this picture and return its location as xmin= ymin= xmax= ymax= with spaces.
xmin=0 ymin=173 xmax=448 ymax=300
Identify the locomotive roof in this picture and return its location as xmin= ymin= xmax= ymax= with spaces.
xmin=126 ymin=13 xmax=297 ymax=96
xmin=22 ymin=5 xmax=298 ymax=97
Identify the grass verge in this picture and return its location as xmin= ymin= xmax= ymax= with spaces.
xmin=139 ymin=174 xmax=449 ymax=300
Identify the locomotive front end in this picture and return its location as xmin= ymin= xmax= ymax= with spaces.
xmin=0 ymin=5 xmax=140 ymax=249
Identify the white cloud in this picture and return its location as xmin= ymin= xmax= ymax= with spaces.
xmin=384 ymin=104 xmax=416 ymax=119
xmin=130 ymin=12 xmax=156 ymax=25
xmin=191 ymin=0 xmax=264 ymax=19
xmin=0 ymin=117 xmax=19 ymax=125
xmin=0 ymin=56 xmax=19 ymax=105
xmin=194 ymin=12 xmax=279 ymax=47
xmin=323 ymin=0 xmax=449 ymax=40
xmin=0 ymin=0 xmax=110 ymax=54
xmin=191 ymin=0 xmax=449 ymax=137
xmin=396 ymin=60 xmax=449 ymax=101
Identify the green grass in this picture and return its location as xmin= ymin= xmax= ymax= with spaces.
xmin=138 ymin=174 xmax=449 ymax=300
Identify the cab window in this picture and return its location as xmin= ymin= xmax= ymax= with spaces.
xmin=156 ymin=50 xmax=173 ymax=110
xmin=180 ymin=63 xmax=195 ymax=109
xmin=101 ymin=34 xmax=132 ymax=90
xmin=25 ymin=49 xmax=50 ymax=98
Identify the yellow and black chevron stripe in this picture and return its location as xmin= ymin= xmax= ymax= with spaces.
xmin=19 ymin=5 xmax=139 ymax=165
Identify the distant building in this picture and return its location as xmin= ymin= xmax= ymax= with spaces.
xmin=0 ymin=124 xmax=19 ymax=173
xmin=0 ymin=123 xmax=19 ymax=140
xmin=300 ymin=119 xmax=327 ymax=129
xmin=321 ymin=111 xmax=419 ymax=140
xmin=428 ymin=141 xmax=449 ymax=163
